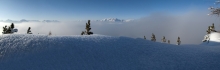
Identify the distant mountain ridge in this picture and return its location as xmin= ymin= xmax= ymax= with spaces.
xmin=96 ymin=18 xmax=134 ymax=22
xmin=0 ymin=19 xmax=59 ymax=23
xmin=0 ymin=18 xmax=134 ymax=23
xmin=77 ymin=18 xmax=134 ymax=22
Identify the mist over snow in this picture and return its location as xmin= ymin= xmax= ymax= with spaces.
xmin=0 ymin=11 xmax=220 ymax=44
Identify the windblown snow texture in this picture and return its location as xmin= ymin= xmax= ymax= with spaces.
xmin=0 ymin=34 xmax=220 ymax=70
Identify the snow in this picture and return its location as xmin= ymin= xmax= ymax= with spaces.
xmin=209 ymin=32 xmax=220 ymax=42
xmin=0 ymin=34 xmax=220 ymax=70
xmin=201 ymin=32 xmax=220 ymax=46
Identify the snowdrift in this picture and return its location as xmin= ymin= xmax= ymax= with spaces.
xmin=0 ymin=34 xmax=220 ymax=70
xmin=209 ymin=32 xmax=220 ymax=42
xmin=201 ymin=32 xmax=220 ymax=46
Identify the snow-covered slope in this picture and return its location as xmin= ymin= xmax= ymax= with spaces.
xmin=0 ymin=34 xmax=220 ymax=70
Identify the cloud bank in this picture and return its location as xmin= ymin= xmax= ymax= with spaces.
xmin=0 ymin=11 xmax=220 ymax=45
xmin=0 ymin=19 xmax=59 ymax=23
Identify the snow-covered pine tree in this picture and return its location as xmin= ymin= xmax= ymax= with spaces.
xmin=2 ymin=25 xmax=7 ymax=34
xmin=11 ymin=23 xmax=14 ymax=29
xmin=177 ymin=37 xmax=181 ymax=45
xmin=82 ymin=20 xmax=93 ymax=35
xmin=151 ymin=33 xmax=156 ymax=42
xmin=207 ymin=26 xmax=211 ymax=34
xmin=161 ymin=36 xmax=166 ymax=43
xmin=6 ymin=26 xmax=11 ymax=33
xmin=144 ymin=36 xmax=146 ymax=40
xmin=27 ymin=27 xmax=32 ymax=34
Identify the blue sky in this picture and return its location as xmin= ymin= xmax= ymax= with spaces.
xmin=0 ymin=0 xmax=216 ymax=21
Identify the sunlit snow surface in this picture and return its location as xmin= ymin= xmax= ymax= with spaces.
xmin=0 ymin=34 xmax=220 ymax=70
xmin=201 ymin=32 xmax=220 ymax=46
xmin=209 ymin=32 xmax=220 ymax=42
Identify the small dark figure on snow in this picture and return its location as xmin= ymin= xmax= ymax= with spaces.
xmin=177 ymin=37 xmax=181 ymax=45
xmin=168 ymin=40 xmax=170 ymax=44
xmin=151 ymin=33 xmax=156 ymax=42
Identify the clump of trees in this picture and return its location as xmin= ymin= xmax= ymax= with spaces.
xmin=144 ymin=34 xmax=178 ymax=44
xmin=203 ymin=23 xmax=217 ymax=42
xmin=81 ymin=20 xmax=93 ymax=35
xmin=2 ymin=23 xmax=17 ymax=34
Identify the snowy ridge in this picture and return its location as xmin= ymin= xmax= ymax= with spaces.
xmin=0 ymin=34 xmax=220 ymax=70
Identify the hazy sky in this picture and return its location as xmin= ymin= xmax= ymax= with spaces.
xmin=0 ymin=0 xmax=216 ymax=20
xmin=0 ymin=0 xmax=220 ymax=45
